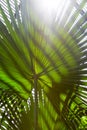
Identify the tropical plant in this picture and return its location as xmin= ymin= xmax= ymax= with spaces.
xmin=0 ymin=0 xmax=87 ymax=130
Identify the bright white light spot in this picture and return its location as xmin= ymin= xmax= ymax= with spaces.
xmin=32 ymin=0 xmax=70 ymax=24
xmin=39 ymin=0 xmax=64 ymax=13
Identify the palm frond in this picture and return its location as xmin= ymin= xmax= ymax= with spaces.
xmin=0 ymin=0 xmax=87 ymax=130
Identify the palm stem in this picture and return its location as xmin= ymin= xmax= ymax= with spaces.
xmin=34 ymin=75 xmax=38 ymax=130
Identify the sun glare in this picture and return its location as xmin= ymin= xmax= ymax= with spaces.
xmin=40 ymin=0 xmax=65 ymax=13
xmin=32 ymin=0 xmax=70 ymax=23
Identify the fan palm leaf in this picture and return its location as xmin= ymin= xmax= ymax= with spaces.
xmin=0 ymin=0 xmax=87 ymax=129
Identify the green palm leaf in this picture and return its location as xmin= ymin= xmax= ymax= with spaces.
xmin=0 ymin=0 xmax=87 ymax=129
